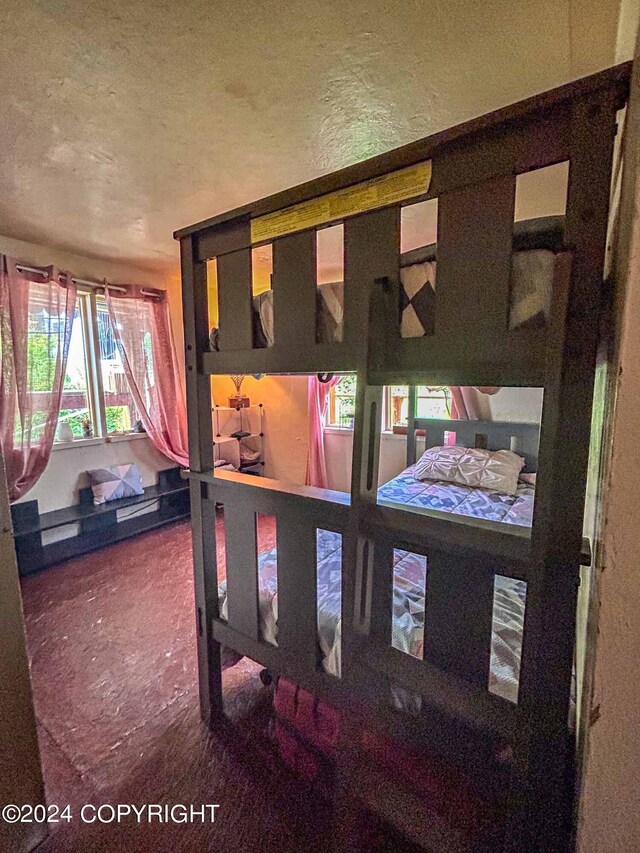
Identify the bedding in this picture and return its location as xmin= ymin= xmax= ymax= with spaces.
xmin=217 ymin=465 xmax=536 ymax=704
xmin=412 ymin=445 xmax=525 ymax=495
xmin=209 ymin=245 xmax=557 ymax=351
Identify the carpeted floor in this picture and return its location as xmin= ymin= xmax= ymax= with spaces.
xmin=20 ymin=515 xmax=336 ymax=852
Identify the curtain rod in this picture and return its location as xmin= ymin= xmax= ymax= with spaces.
xmin=14 ymin=264 xmax=162 ymax=299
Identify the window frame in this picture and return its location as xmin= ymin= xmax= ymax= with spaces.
xmin=385 ymin=385 xmax=452 ymax=431
xmin=56 ymin=290 xmax=102 ymax=441
xmin=327 ymin=375 xmax=357 ymax=429
xmin=86 ymin=289 xmax=109 ymax=438
xmin=94 ymin=293 xmax=141 ymax=437
xmin=52 ymin=287 xmax=139 ymax=444
xmin=326 ymin=379 xmax=451 ymax=432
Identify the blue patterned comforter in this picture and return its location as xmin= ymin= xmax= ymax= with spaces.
xmin=377 ymin=466 xmax=535 ymax=526
xmin=218 ymin=466 xmax=534 ymax=704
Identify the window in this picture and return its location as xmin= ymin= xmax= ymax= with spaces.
xmin=96 ymin=297 xmax=141 ymax=434
xmin=326 ymin=378 xmax=451 ymax=430
xmin=14 ymin=291 xmax=94 ymax=443
xmin=46 ymin=290 xmax=143 ymax=442
xmin=58 ymin=295 xmax=95 ymax=438
xmin=328 ymin=375 xmax=357 ymax=428
xmin=386 ymin=386 xmax=451 ymax=430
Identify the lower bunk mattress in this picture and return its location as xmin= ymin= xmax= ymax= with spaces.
xmin=218 ymin=465 xmax=536 ymax=704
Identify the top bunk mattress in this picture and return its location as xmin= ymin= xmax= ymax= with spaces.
xmin=209 ymin=216 xmax=564 ymax=350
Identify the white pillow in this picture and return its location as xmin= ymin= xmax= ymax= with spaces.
xmin=413 ymin=445 xmax=525 ymax=495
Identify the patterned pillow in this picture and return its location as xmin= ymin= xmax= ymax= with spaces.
xmin=400 ymin=261 xmax=436 ymax=337
xmin=86 ymin=464 xmax=144 ymax=505
xmin=413 ymin=445 xmax=524 ymax=495
xmin=518 ymin=471 xmax=537 ymax=487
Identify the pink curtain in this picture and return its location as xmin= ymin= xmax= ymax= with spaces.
xmin=0 ymin=258 xmax=77 ymax=501
xmin=450 ymin=386 xmax=500 ymax=419
xmin=105 ymin=287 xmax=189 ymax=467
xmin=305 ymin=375 xmax=340 ymax=488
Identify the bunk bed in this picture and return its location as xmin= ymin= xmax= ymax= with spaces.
xmin=175 ymin=63 xmax=631 ymax=853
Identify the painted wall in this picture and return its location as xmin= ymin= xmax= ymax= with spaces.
xmin=487 ymin=387 xmax=544 ymax=423
xmin=17 ymin=437 xmax=173 ymax=516
xmin=577 ymin=28 xmax=640 ymax=853
xmin=325 ymin=429 xmax=405 ymax=494
xmin=211 ymin=374 xmax=309 ymax=484
xmin=0 ymin=234 xmax=184 ymax=512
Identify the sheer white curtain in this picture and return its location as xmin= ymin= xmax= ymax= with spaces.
xmin=105 ymin=287 xmax=189 ymax=467
xmin=0 ymin=258 xmax=76 ymax=500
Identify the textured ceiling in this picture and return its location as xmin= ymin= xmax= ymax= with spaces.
xmin=0 ymin=0 xmax=622 ymax=274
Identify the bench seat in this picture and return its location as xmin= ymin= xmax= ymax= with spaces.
xmin=11 ymin=467 xmax=189 ymax=575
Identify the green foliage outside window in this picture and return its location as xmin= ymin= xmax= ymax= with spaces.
xmin=15 ymin=305 xmax=141 ymax=443
xmin=332 ymin=374 xmax=357 ymax=428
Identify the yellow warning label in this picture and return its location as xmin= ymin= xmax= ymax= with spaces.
xmin=250 ymin=161 xmax=432 ymax=244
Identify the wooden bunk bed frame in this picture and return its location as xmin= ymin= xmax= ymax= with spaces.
xmin=175 ymin=63 xmax=631 ymax=852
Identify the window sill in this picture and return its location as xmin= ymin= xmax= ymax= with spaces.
xmin=52 ymin=437 xmax=104 ymax=451
xmin=324 ymin=426 xmax=407 ymax=441
xmin=51 ymin=433 xmax=149 ymax=451
xmin=108 ymin=432 xmax=149 ymax=443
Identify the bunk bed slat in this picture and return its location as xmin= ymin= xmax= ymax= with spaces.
xmin=343 ymin=207 xmax=400 ymax=345
xmin=202 ymin=341 xmax=366 ymax=376
xmin=422 ymin=549 xmax=495 ymax=687
xmin=179 ymin=237 xmax=213 ymax=472
xmin=369 ymin=540 xmax=394 ymax=645
xmin=436 ymin=174 xmax=515 ymax=339
xmin=216 ymin=247 xmax=253 ymax=351
xmin=190 ymin=483 xmax=223 ymax=720
xmin=356 ymin=644 xmax=516 ymax=739
xmin=430 ymin=109 xmax=568 ymax=200
xmin=512 ymin=97 xmax=618 ymax=845
xmin=197 ymin=219 xmax=250 ymax=260
xmin=361 ymin=502 xmax=531 ymax=570
xmin=406 ymin=386 xmax=417 ymax=466
xmin=276 ymin=518 xmax=321 ymax=672
xmin=196 ymin=469 xmax=350 ymax=523
xmin=223 ymin=501 xmax=260 ymax=642
xmin=367 ymin=329 xmax=548 ymax=387
xmin=180 ymin=236 xmax=219 ymax=725
xmin=342 ymin=382 xmax=383 ymax=679
xmin=272 ymin=230 xmax=317 ymax=351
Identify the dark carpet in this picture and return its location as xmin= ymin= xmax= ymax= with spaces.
xmin=20 ymin=517 xmax=333 ymax=852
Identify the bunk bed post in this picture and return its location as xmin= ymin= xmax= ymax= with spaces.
xmin=342 ymin=377 xmax=383 ymax=670
xmin=341 ymin=221 xmax=397 ymax=675
xmin=406 ymin=385 xmax=417 ymax=466
xmin=179 ymin=236 xmax=223 ymax=725
xmin=510 ymin=87 xmax=620 ymax=853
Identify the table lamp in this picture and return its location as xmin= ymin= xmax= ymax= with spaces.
xmin=229 ymin=374 xmax=250 ymax=409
